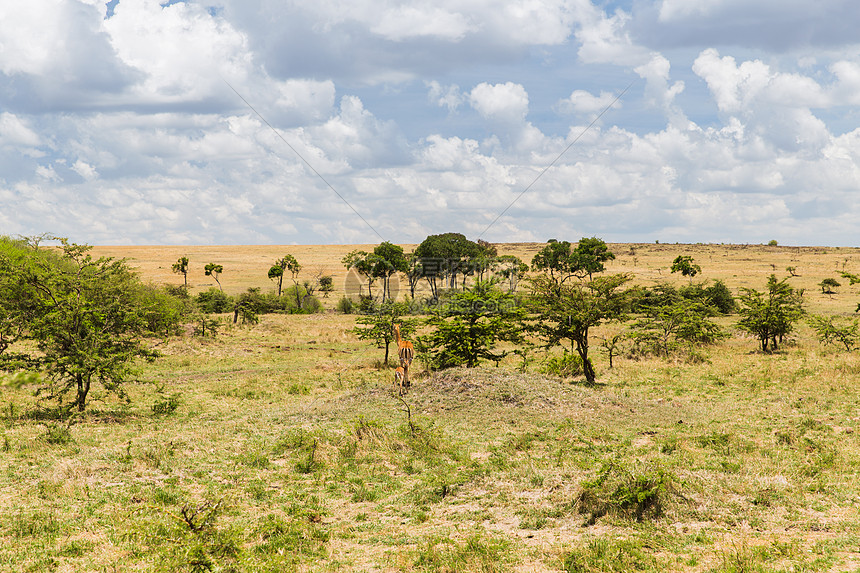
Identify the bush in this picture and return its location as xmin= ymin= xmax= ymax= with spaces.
xmin=299 ymin=295 xmax=323 ymax=314
xmin=152 ymin=393 xmax=181 ymax=415
xmin=809 ymin=314 xmax=859 ymax=351
xmin=575 ymin=462 xmax=675 ymax=525
xmin=628 ymin=299 xmax=727 ymax=359
xmin=699 ymin=280 xmax=736 ymax=314
xmin=417 ymin=280 xmax=526 ymax=370
xmin=357 ymin=295 xmax=375 ymax=314
xmin=163 ymin=284 xmax=190 ymax=300
xmin=737 ymin=275 xmax=804 ymax=352
xmin=195 ymin=288 xmax=233 ymax=314
xmin=626 ymin=284 xmax=680 ymax=313
xmin=192 ymin=314 xmax=223 ymax=336
xmin=283 ymin=285 xmax=323 ymax=314
xmin=139 ymin=284 xmax=188 ymax=336
xmin=540 ymin=351 xmax=590 ymax=378
xmin=318 ymin=276 xmax=334 ymax=297
xmin=337 ymin=296 xmax=354 ymax=314
xmin=629 ymin=281 xmax=735 ymax=315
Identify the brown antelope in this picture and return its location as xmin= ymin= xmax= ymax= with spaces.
xmin=393 ymin=323 xmax=414 ymax=388
xmin=394 ymin=365 xmax=406 ymax=395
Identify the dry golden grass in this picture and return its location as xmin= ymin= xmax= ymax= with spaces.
xmin=91 ymin=242 xmax=860 ymax=314
xmin=2 ymin=241 xmax=860 ymax=572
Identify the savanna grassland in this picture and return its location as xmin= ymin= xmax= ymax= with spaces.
xmin=2 ymin=242 xmax=860 ymax=572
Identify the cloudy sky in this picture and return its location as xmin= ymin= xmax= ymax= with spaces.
xmin=1 ymin=0 xmax=860 ymax=246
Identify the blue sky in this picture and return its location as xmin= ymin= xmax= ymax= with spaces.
xmin=1 ymin=0 xmax=860 ymax=246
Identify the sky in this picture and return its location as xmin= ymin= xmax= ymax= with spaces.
xmin=2 ymin=1 xmax=860 ymax=246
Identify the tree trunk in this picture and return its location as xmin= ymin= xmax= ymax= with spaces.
xmin=76 ymin=374 xmax=90 ymax=412
xmin=575 ymin=336 xmax=595 ymax=384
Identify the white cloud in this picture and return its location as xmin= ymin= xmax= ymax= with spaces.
xmin=0 ymin=113 xmax=41 ymax=147
xmin=830 ymin=61 xmax=860 ymax=105
xmin=635 ymin=53 xmax=685 ymax=112
xmin=35 ymin=165 xmax=61 ymax=182
xmin=469 ymin=82 xmax=529 ymax=123
xmin=574 ymin=5 xmax=647 ymax=67
xmin=692 ymin=49 xmax=770 ymax=113
xmin=105 ymin=0 xmax=251 ymax=104
xmin=274 ymin=79 xmax=336 ymax=121
xmin=72 ymin=160 xmax=98 ymax=181
xmin=427 ymin=81 xmax=464 ymax=112
xmin=557 ymin=90 xmax=618 ymax=115
xmin=692 ymin=49 xmax=834 ymax=154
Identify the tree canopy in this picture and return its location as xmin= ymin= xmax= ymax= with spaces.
xmin=0 ymin=237 xmax=183 ymax=413
xmin=670 ymin=255 xmax=701 ymax=280
xmin=417 ymin=280 xmax=525 ymax=369
xmin=737 ymin=275 xmax=804 ymax=352
xmin=531 ymin=237 xmax=615 ymax=284
xmin=413 ymin=232 xmax=483 ymax=296
xmin=527 ymin=272 xmax=631 ymax=384
xmin=269 ymin=254 xmax=301 ymax=297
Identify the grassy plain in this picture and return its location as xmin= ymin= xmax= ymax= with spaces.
xmin=2 ymin=242 xmax=860 ymax=572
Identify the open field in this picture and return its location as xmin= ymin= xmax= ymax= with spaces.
xmin=89 ymin=242 xmax=860 ymax=315
xmin=3 ymin=242 xmax=860 ymax=572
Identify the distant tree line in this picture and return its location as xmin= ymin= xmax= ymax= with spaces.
xmin=351 ymin=234 xmax=838 ymax=385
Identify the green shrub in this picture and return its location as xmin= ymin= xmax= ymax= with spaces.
xmin=44 ymin=422 xmax=74 ymax=445
xmin=357 ymin=295 xmax=375 ymax=314
xmin=318 ymin=276 xmax=334 ymax=297
xmin=626 ymin=284 xmax=680 ymax=313
xmin=576 ymin=462 xmax=675 ymax=524
xmin=540 ymin=351 xmax=589 ymax=378
xmin=195 ymin=288 xmax=233 ymax=314
xmin=283 ymin=285 xmax=324 ymax=314
xmin=192 ymin=314 xmax=223 ymax=337
xmin=680 ymin=280 xmax=736 ymax=314
xmin=152 ymin=393 xmax=181 ymax=416
xmin=337 ymin=296 xmax=354 ymax=314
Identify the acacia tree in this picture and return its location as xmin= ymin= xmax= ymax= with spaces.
xmin=372 ymin=242 xmax=409 ymax=301
xmin=172 ymin=256 xmax=189 ymax=287
xmin=496 ymin=255 xmax=528 ymax=292
xmin=531 ymin=237 xmax=615 ymax=284
xmin=808 ymin=315 xmax=859 ymax=351
xmin=417 ymin=280 xmax=526 ymax=369
xmin=269 ymin=254 xmax=301 ymax=298
xmin=628 ymin=299 xmax=726 ymax=358
xmin=820 ymin=278 xmax=840 ymax=295
xmin=671 ymin=256 xmax=701 ymax=282
xmin=0 ymin=238 xmax=182 ymax=413
xmin=204 ymin=263 xmax=224 ymax=291
xmin=473 ymin=239 xmax=498 ymax=282
xmin=841 ymin=271 xmax=860 ymax=312
xmin=405 ymin=254 xmax=423 ymax=299
xmin=342 ymin=250 xmax=379 ymax=299
xmin=413 ymin=232 xmax=483 ymax=295
xmin=527 ymin=272 xmax=631 ymax=384
xmin=737 ymin=274 xmax=804 ymax=352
